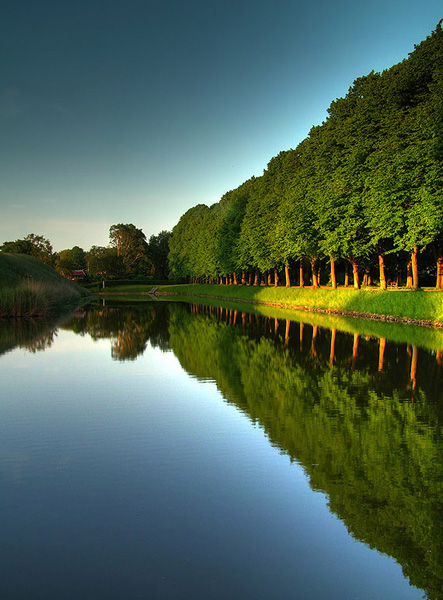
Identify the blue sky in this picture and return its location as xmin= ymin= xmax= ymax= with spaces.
xmin=1 ymin=0 xmax=442 ymax=251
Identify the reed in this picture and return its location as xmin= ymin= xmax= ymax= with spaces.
xmin=0 ymin=278 xmax=86 ymax=317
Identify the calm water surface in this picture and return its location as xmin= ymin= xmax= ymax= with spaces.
xmin=1 ymin=300 xmax=443 ymax=600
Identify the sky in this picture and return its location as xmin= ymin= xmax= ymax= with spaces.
xmin=0 ymin=0 xmax=442 ymax=252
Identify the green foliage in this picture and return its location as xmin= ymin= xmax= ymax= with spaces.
xmin=55 ymin=246 xmax=87 ymax=274
xmin=109 ymin=223 xmax=151 ymax=276
xmin=168 ymin=23 xmax=443 ymax=289
xmin=86 ymin=245 xmax=124 ymax=279
xmin=146 ymin=230 xmax=172 ymax=279
xmin=1 ymin=233 xmax=54 ymax=266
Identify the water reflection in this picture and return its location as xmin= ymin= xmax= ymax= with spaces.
xmin=5 ymin=300 xmax=443 ymax=599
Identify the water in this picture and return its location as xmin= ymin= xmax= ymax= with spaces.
xmin=1 ymin=299 xmax=442 ymax=600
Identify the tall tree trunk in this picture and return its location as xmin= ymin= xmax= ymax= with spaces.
xmin=344 ymin=264 xmax=349 ymax=287
xmin=406 ymin=259 xmax=413 ymax=288
xmin=433 ymin=244 xmax=443 ymax=289
xmin=248 ymin=271 xmax=253 ymax=285
xmin=362 ymin=268 xmax=370 ymax=286
xmin=411 ymin=246 xmax=419 ymax=290
xmin=352 ymin=261 xmax=360 ymax=289
xmin=285 ymin=264 xmax=291 ymax=287
xmin=267 ymin=271 xmax=272 ymax=286
xmin=253 ymin=269 xmax=259 ymax=286
xmin=274 ymin=268 xmax=279 ymax=286
xmin=233 ymin=272 xmax=238 ymax=285
xmin=378 ymin=254 xmax=387 ymax=290
xmin=310 ymin=258 xmax=319 ymax=288
xmin=330 ymin=257 xmax=337 ymax=289
xmin=299 ymin=259 xmax=304 ymax=288
xmin=437 ymin=255 xmax=443 ymax=289
xmin=241 ymin=270 xmax=246 ymax=285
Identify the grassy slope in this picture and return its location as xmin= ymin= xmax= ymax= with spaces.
xmin=98 ymin=282 xmax=443 ymax=325
xmin=0 ymin=253 xmax=90 ymax=317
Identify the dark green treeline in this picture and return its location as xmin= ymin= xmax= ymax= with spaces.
xmin=169 ymin=23 xmax=443 ymax=290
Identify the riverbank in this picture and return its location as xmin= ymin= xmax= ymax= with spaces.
xmin=0 ymin=253 xmax=91 ymax=317
xmin=97 ymin=283 xmax=443 ymax=327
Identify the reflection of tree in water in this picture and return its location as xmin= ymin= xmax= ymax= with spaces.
xmin=0 ymin=317 xmax=59 ymax=356
xmin=66 ymin=303 xmax=170 ymax=360
xmin=61 ymin=300 xmax=443 ymax=598
xmin=167 ymin=303 xmax=443 ymax=600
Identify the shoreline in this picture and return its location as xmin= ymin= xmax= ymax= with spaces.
xmin=96 ymin=287 xmax=443 ymax=329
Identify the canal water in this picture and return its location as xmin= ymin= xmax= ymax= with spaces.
xmin=1 ymin=299 xmax=442 ymax=600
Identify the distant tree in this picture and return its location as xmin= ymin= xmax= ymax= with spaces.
xmin=0 ymin=239 xmax=34 ymax=255
xmin=86 ymin=246 xmax=124 ymax=279
xmin=109 ymin=223 xmax=150 ymax=276
xmin=0 ymin=233 xmax=53 ymax=266
xmin=168 ymin=205 xmax=209 ymax=281
xmin=55 ymin=246 xmax=86 ymax=275
xmin=146 ymin=230 xmax=172 ymax=279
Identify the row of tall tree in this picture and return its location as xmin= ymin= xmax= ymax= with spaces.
xmin=169 ymin=23 xmax=443 ymax=289
xmin=0 ymin=226 xmax=172 ymax=281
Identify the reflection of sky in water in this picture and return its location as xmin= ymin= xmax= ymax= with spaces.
xmin=0 ymin=320 xmax=423 ymax=600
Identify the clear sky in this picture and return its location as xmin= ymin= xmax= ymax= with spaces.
xmin=1 ymin=0 xmax=442 ymax=252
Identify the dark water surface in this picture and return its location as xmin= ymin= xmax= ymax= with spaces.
xmin=1 ymin=300 xmax=443 ymax=600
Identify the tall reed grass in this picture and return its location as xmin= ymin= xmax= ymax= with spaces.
xmin=0 ymin=278 xmax=86 ymax=317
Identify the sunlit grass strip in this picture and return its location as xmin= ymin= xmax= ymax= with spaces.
xmin=0 ymin=278 xmax=86 ymax=317
xmin=96 ymin=283 xmax=443 ymax=324
xmin=150 ymin=284 xmax=443 ymax=325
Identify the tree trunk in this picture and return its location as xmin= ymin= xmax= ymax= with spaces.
xmin=267 ymin=271 xmax=272 ymax=286
xmin=285 ymin=264 xmax=291 ymax=287
xmin=362 ymin=268 xmax=370 ymax=286
xmin=437 ymin=255 xmax=443 ymax=289
xmin=352 ymin=261 xmax=360 ymax=289
xmin=299 ymin=259 xmax=304 ymax=288
xmin=330 ymin=257 xmax=337 ymax=289
xmin=344 ymin=264 xmax=349 ymax=287
xmin=233 ymin=272 xmax=238 ymax=285
xmin=274 ymin=268 xmax=279 ymax=286
xmin=310 ymin=258 xmax=319 ymax=288
xmin=379 ymin=254 xmax=387 ymax=290
xmin=241 ymin=270 xmax=246 ymax=285
xmin=253 ymin=269 xmax=259 ymax=286
xmin=406 ymin=259 xmax=413 ymax=288
xmin=411 ymin=246 xmax=419 ymax=290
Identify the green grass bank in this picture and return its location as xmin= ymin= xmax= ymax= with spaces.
xmin=0 ymin=253 xmax=91 ymax=317
xmin=98 ymin=283 xmax=443 ymax=326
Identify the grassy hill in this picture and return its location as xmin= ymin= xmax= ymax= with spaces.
xmin=0 ymin=253 xmax=90 ymax=317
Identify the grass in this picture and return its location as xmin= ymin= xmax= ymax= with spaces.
xmin=0 ymin=253 xmax=91 ymax=317
xmin=97 ymin=282 xmax=443 ymax=325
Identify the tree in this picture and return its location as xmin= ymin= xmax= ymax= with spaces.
xmin=1 ymin=233 xmax=53 ymax=265
xmin=86 ymin=246 xmax=124 ymax=279
xmin=146 ymin=231 xmax=172 ymax=279
xmin=109 ymin=223 xmax=150 ymax=277
xmin=55 ymin=246 xmax=86 ymax=275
